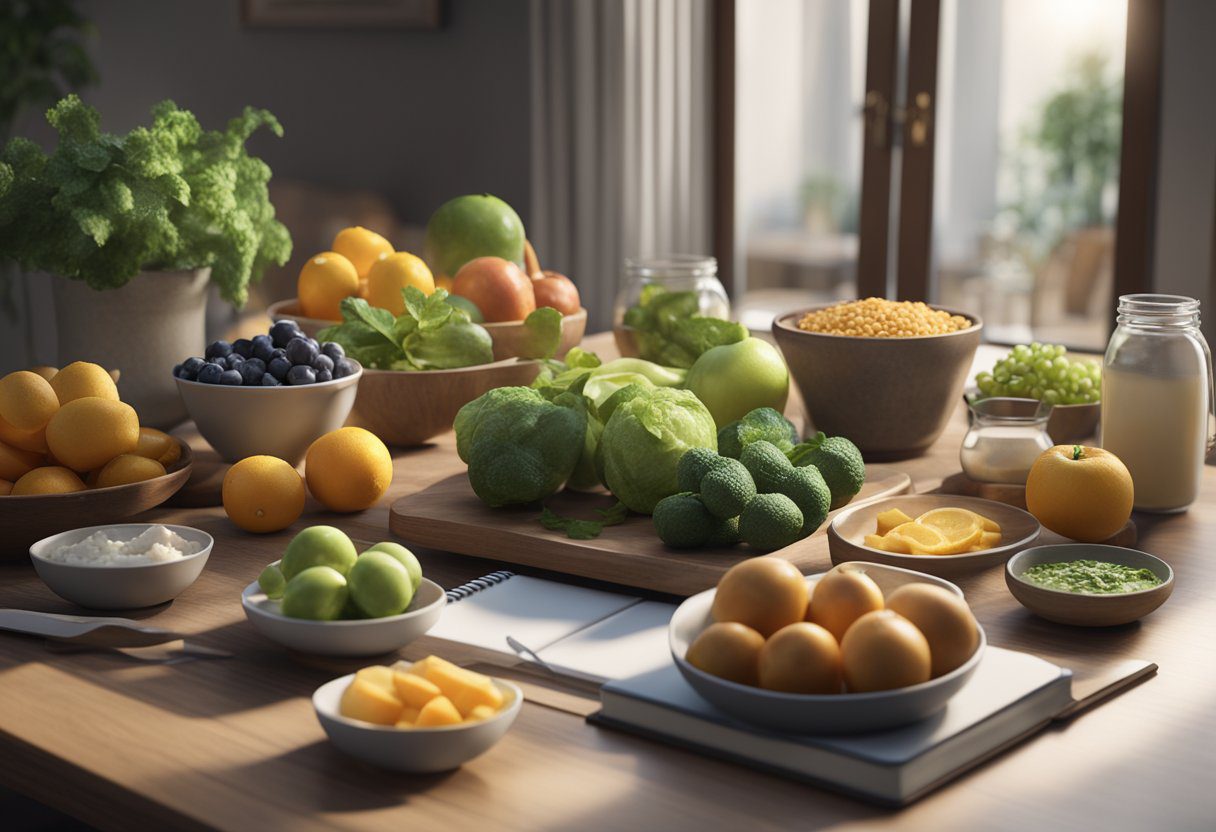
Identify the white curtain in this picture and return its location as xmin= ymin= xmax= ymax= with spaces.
xmin=530 ymin=0 xmax=714 ymax=331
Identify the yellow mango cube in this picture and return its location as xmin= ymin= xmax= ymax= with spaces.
xmin=465 ymin=704 xmax=498 ymax=722
xmin=355 ymin=665 xmax=397 ymax=694
xmin=876 ymin=508 xmax=914 ymax=536
xmin=393 ymin=671 xmax=442 ymax=709
xmin=979 ymin=530 xmax=1002 ymax=548
xmin=863 ymin=533 xmax=888 ymax=550
xmin=415 ymin=695 xmax=463 ymax=727
xmin=424 ymin=661 xmax=504 ymax=717
xmin=879 ymin=534 xmax=913 ymax=554
xmin=340 ymin=678 xmax=403 ymax=725
xmin=394 ymin=706 xmax=422 ymax=728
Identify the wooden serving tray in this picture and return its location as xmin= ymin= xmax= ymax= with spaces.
xmin=389 ymin=465 xmax=912 ymax=596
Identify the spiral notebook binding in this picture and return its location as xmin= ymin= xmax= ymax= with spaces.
xmin=445 ymin=570 xmax=516 ymax=603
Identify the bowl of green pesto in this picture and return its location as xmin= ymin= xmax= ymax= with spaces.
xmin=1006 ymin=544 xmax=1174 ymax=627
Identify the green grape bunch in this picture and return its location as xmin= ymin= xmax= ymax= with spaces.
xmin=975 ymin=342 xmax=1101 ymax=405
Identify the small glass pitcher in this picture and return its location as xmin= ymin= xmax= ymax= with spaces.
xmin=612 ymin=255 xmax=729 ymax=359
xmin=960 ymin=398 xmax=1053 ymax=484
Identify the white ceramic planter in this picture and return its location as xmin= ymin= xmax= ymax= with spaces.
xmin=52 ymin=269 xmax=210 ymax=429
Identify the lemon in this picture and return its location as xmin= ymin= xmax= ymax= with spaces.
xmin=0 ymin=439 xmax=43 ymax=482
xmin=298 ymin=252 xmax=359 ymax=320
xmin=27 ymin=366 xmax=58 ymax=381
xmin=133 ymin=427 xmax=181 ymax=466
xmin=222 ymin=455 xmax=305 ymax=533
xmin=50 ymin=362 xmax=120 ymax=405
xmin=887 ymin=521 xmax=954 ymax=555
xmin=95 ymin=454 xmax=166 ymax=488
xmin=332 ymin=226 xmax=394 ymax=277
xmin=366 ymin=252 xmax=435 ymax=315
xmin=0 ymin=415 xmax=48 ymax=453
xmin=46 ymin=397 xmax=139 ymax=472
xmin=0 ymin=370 xmax=59 ymax=430
xmin=12 ymin=466 xmax=86 ymax=495
xmin=916 ymin=508 xmax=983 ymax=548
xmin=305 ymin=427 xmax=393 ymax=512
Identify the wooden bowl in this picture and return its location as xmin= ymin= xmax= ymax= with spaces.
xmin=772 ymin=306 xmax=982 ymax=459
xmin=269 ymin=298 xmax=587 ymax=361
xmin=0 ymin=440 xmax=193 ymax=559
xmin=1005 ymin=544 xmax=1174 ymax=626
xmin=346 ymin=359 xmax=544 ymax=447
xmin=827 ymin=494 xmax=1041 ymax=577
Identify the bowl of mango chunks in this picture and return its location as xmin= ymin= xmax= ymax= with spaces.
xmin=312 ymin=655 xmax=523 ymax=773
xmin=827 ymin=495 xmax=1041 ymax=578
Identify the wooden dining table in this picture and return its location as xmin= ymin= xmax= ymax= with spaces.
xmin=1 ymin=334 xmax=1213 ymax=832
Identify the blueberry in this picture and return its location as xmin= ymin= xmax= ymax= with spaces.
xmin=182 ymin=356 xmax=207 ymax=376
xmin=205 ymin=340 xmax=233 ymax=360
xmin=232 ymin=338 xmax=254 ymax=358
xmin=207 ymin=356 xmax=226 ymax=366
xmin=267 ymin=356 xmax=291 ymax=380
xmin=286 ymin=337 xmax=319 ymax=366
xmin=225 ymin=354 xmax=245 ymax=370
xmin=172 ymin=363 xmax=184 ymax=378
xmin=287 ymin=364 xmax=316 ymax=385
xmin=333 ymin=358 xmax=357 ymax=379
xmin=261 ymin=373 xmax=281 ymax=386
xmin=251 ymin=334 xmax=275 ymax=363
xmin=196 ymin=363 xmax=224 ymax=384
xmin=270 ymin=347 xmax=287 ymax=361
xmin=312 ymin=354 xmax=334 ymax=373
xmin=270 ymin=320 xmax=302 ymax=348
xmin=315 ymin=369 xmax=333 ymax=383
xmin=238 ymin=360 xmax=266 ymax=386
xmin=219 ymin=369 xmax=244 ymax=386
xmin=321 ymin=342 xmax=345 ymax=361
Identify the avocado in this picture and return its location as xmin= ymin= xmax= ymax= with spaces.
xmin=705 ymin=515 xmax=742 ymax=547
xmin=739 ymin=440 xmax=795 ymax=493
xmin=776 ymin=465 xmax=831 ymax=537
xmin=700 ymin=458 xmax=757 ymax=519
xmin=790 ymin=433 xmax=864 ymax=509
xmin=676 ymin=447 xmax=729 ymax=493
xmin=739 ymin=493 xmax=803 ymax=551
xmin=653 ymin=492 xmax=714 ymax=548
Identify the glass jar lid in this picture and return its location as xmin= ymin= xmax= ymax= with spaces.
xmin=624 ymin=254 xmax=717 ymax=279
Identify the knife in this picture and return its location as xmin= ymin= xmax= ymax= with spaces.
xmin=0 ymin=608 xmax=189 ymax=648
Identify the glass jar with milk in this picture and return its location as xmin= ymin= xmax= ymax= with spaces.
xmin=960 ymin=398 xmax=1054 ymax=484
xmin=1101 ymin=294 xmax=1215 ymax=512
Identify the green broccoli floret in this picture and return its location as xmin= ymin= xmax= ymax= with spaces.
xmin=454 ymin=386 xmax=587 ymax=507
xmin=776 ymin=465 xmax=831 ymax=537
xmin=739 ymin=493 xmax=803 ymax=551
xmin=706 ymin=515 xmax=742 ymax=547
xmin=788 ymin=432 xmax=865 ymax=509
xmin=653 ymin=492 xmax=714 ymax=548
xmin=700 ymin=458 xmax=757 ymax=519
xmin=676 ymin=447 xmax=728 ymax=493
xmin=717 ymin=408 xmax=799 ymax=459
xmin=740 ymin=440 xmax=795 ymax=493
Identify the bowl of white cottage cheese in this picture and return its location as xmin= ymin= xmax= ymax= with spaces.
xmin=30 ymin=524 xmax=213 ymax=609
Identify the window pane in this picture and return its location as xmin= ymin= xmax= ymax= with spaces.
xmin=932 ymin=0 xmax=1126 ymax=349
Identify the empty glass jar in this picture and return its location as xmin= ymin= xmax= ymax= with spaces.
xmin=960 ymin=398 xmax=1054 ymax=484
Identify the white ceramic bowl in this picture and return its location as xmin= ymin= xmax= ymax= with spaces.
xmin=313 ymin=667 xmax=522 ymax=772
xmin=242 ymin=574 xmax=446 ymax=656
xmin=669 ymin=562 xmax=986 ymax=734
xmin=175 ymin=361 xmax=362 ymax=465
xmin=30 ymin=524 xmax=213 ymax=609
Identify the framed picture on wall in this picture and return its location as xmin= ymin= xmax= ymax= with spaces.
xmin=241 ymin=0 xmax=441 ymax=28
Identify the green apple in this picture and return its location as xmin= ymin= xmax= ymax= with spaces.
xmin=281 ymin=566 xmax=348 ymax=620
xmin=281 ymin=526 xmax=357 ymax=581
xmin=258 ymin=563 xmax=286 ymax=599
xmin=364 ymin=541 xmax=423 ymax=590
xmin=348 ymin=551 xmax=415 ymax=618
xmin=424 ymin=194 xmax=525 ymax=279
xmin=686 ymin=338 xmax=790 ymax=427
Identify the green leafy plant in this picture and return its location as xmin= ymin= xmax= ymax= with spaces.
xmin=622 ymin=285 xmax=748 ymax=368
xmin=0 ymin=94 xmax=292 ymax=304
xmin=539 ymin=502 xmax=628 ymax=540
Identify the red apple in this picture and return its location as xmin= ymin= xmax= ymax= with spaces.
xmin=532 ymin=270 xmax=581 ymax=316
xmin=451 ymin=257 xmax=537 ymax=322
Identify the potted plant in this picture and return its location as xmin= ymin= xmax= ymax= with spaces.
xmin=0 ymin=94 xmax=292 ymax=426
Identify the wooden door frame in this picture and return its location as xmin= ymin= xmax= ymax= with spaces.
xmin=856 ymin=0 xmax=901 ymax=298
xmin=712 ymin=0 xmax=736 ymax=296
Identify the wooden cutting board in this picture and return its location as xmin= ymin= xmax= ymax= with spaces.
xmin=389 ymin=465 xmax=912 ymax=596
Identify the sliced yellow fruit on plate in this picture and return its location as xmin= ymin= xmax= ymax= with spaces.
xmin=917 ymin=508 xmax=983 ymax=542
xmin=863 ymin=533 xmax=888 ymax=550
xmin=876 ymin=508 xmax=915 ymax=536
xmin=887 ymin=521 xmax=956 ymax=555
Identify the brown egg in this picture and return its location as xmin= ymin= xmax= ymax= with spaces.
xmin=686 ymin=622 xmax=766 ymax=686
xmin=840 ymin=610 xmax=931 ymax=692
xmin=758 ymin=622 xmax=843 ymax=694
xmin=806 ymin=565 xmax=885 ymax=641
xmin=885 ymin=584 xmax=979 ymax=677
xmin=711 ymin=557 xmax=809 ymax=637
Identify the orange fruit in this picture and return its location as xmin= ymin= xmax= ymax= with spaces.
xmin=27 ymin=366 xmax=58 ymax=381
xmin=95 ymin=454 xmax=166 ymax=488
xmin=305 ymin=427 xmax=393 ymax=512
xmin=0 ymin=415 xmax=48 ymax=453
xmin=0 ymin=370 xmax=59 ymax=430
xmin=12 ymin=466 xmax=86 ymax=495
xmin=50 ymin=361 xmax=119 ymax=405
xmin=133 ymin=427 xmax=181 ymax=467
xmin=332 ymin=226 xmax=394 ymax=277
xmin=365 ymin=251 xmax=435 ymax=315
xmin=45 ymin=397 xmax=139 ymax=472
xmin=1025 ymin=445 xmax=1134 ymax=542
xmin=0 ymin=439 xmax=42 ymax=482
xmin=298 ymin=252 xmax=359 ymax=320
xmin=222 ymin=455 xmax=305 ymax=533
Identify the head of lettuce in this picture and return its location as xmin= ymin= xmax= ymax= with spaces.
xmin=599 ymin=387 xmax=718 ymax=514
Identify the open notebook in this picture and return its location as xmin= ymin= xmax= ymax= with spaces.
xmin=427 ymin=571 xmax=678 ymax=684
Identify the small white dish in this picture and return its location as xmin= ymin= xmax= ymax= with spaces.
xmin=30 ymin=524 xmax=213 ymax=609
xmin=669 ymin=562 xmax=986 ymax=734
xmin=175 ymin=360 xmax=362 ymax=465
xmin=241 ymin=573 xmax=446 ymax=656
xmin=312 ymin=666 xmax=522 ymax=772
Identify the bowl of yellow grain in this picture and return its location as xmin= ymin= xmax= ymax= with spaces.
xmin=772 ymin=299 xmax=982 ymax=460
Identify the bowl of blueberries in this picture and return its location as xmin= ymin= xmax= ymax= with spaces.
xmin=174 ymin=319 xmax=362 ymax=465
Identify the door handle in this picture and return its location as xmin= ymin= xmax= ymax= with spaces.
xmin=863 ymin=90 xmax=890 ymax=149
xmin=905 ymin=92 xmax=932 ymax=147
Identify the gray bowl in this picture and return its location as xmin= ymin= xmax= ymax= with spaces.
xmin=669 ymin=562 xmax=985 ymax=734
